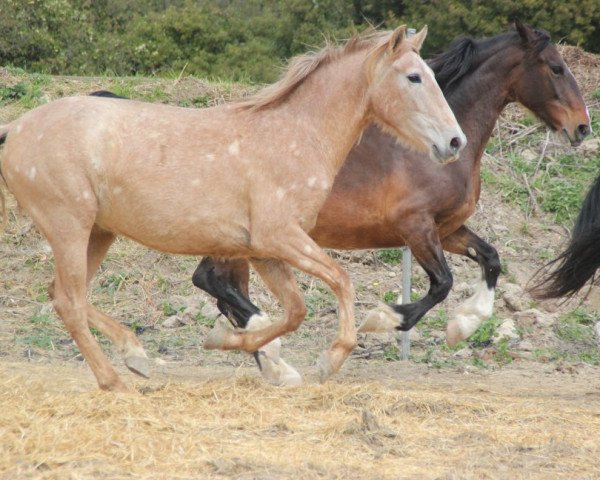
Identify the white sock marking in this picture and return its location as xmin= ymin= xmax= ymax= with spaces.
xmin=448 ymin=280 xmax=495 ymax=344
xmin=359 ymin=303 xmax=404 ymax=333
xmin=246 ymin=313 xmax=302 ymax=386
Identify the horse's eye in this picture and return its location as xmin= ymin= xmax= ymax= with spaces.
xmin=407 ymin=74 xmax=421 ymax=84
xmin=550 ymin=65 xmax=564 ymax=75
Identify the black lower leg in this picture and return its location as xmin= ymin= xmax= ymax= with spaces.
xmin=192 ymin=258 xmax=260 ymax=328
xmin=393 ymin=266 xmax=453 ymax=331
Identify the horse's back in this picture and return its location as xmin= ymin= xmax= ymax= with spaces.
xmin=0 ymin=96 xmax=256 ymax=255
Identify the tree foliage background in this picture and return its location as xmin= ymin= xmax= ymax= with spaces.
xmin=0 ymin=0 xmax=598 ymax=83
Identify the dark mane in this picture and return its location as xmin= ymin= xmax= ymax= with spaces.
xmin=428 ymin=26 xmax=551 ymax=94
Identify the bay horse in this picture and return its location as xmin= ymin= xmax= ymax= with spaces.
xmin=530 ymin=173 xmax=600 ymax=299
xmin=0 ymin=27 xmax=466 ymax=391
xmin=192 ymin=21 xmax=591 ymax=385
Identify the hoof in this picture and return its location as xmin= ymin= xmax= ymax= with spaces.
xmin=359 ymin=304 xmax=402 ymax=333
xmin=446 ymin=320 xmax=464 ymax=348
xmin=125 ymin=355 xmax=151 ymax=379
xmin=316 ymin=351 xmax=334 ymax=383
xmin=204 ymin=319 xmax=234 ymax=350
xmin=258 ymin=352 xmax=303 ymax=386
xmin=100 ymin=379 xmax=129 ymax=393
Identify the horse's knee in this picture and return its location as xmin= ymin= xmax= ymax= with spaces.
xmin=431 ymin=270 xmax=453 ymax=301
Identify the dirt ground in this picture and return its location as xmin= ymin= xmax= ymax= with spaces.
xmin=1 ymin=46 xmax=600 ymax=479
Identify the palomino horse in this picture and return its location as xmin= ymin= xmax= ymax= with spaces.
xmin=192 ymin=21 xmax=590 ymax=385
xmin=0 ymin=27 xmax=465 ymax=391
xmin=531 ymin=172 xmax=600 ymax=299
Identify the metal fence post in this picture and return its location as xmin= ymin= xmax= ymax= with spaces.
xmin=399 ymin=247 xmax=412 ymax=360
xmin=398 ymin=26 xmax=416 ymax=362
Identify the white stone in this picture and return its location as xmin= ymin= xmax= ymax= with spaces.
xmin=493 ymin=318 xmax=520 ymax=343
xmin=502 ymin=283 xmax=526 ymax=312
xmin=163 ymin=316 xmax=184 ymax=328
xmin=453 ymin=347 xmax=472 ymax=359
xmin=594 ymin=321 xmax=600 ymax=343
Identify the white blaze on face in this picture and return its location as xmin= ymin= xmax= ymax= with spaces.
xmin=27 ymin=167 xmax=36 ymax=181
xmin=307 ymin=176 xmax=317 ymax=188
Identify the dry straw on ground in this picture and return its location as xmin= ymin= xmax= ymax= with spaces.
xmin=2 ymin=361 xmax=600 ymax=479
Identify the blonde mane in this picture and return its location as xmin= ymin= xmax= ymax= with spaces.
xmin=238 ymin=30 xmax=390 ymax=111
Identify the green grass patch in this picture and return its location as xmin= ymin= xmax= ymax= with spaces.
xmin=556 ymin=308 xmax=598 ymax=345
xmin=383 ymin=344 xmax=400 ymax=361
xmin=376 ymin=248 xmax=402 ymax=266
xmin=383 ymin=290 xmax=397 ymax=303
xmin=194 ymin=311 xmax=216 ymax=328
xmin=468 ymin=315 xmax=500 ymax=347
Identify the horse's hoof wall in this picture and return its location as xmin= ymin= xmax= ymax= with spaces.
xmin=256 ymin=351 xmax=303 ymax=386
xmin=446 ymin=320 xmax=463 ymax=347
xmin=203 ymin=320 xmax=231 ymax=350
xmin=125 ymin=355 xmax=151 ymax=379
xmin=359 ymin=304 xmax=402 ymax=333
xmin=316 ymin=352 xmax=334 ymax=383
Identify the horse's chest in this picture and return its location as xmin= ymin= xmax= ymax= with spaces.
xmin=434 ymin=179 xmax=477 ymax=227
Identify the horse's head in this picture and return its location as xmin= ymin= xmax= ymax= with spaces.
xmin=511 ymin=20 xmax=591 ymax=146
xmin=368 ymin=26 xmax=466 ymax=163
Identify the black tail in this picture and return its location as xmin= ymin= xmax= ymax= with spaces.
xmin=531 ymin=173 xmax=600 ymax=299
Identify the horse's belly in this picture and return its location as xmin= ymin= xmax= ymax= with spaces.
xmin=96 ymin=198 xmax=251 ymax=256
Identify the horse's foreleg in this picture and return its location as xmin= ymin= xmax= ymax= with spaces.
xmin=204 ymin=229 xmax=357 ymax=383
xmin=204 ymin=258 xmax=307 ymax=382
xmin=442 ymin=226 xmax=500 ymax=346
xmin=360 ymin=222 xmax=452 ymax=333
xmin=193 ymin=257 xmax=301 ymax=386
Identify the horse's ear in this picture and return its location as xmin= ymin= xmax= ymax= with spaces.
xmin=388 ymin=25 xmax=407 ymax=54
xmin=515 ymin=19 xmax=536 ymax=45
xmin=409 ymin=25 xmax=428 ymax=51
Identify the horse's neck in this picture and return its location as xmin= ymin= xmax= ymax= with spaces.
xmin=274 ymin=54 xmax=371 ymax=175
xmin=449 ymin=45 xmax=522 ymax=174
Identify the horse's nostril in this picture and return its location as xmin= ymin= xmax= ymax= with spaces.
xmin=577 ymin=124 xmax=590 ymax=138
xmin=450 ymin=136 xmax=461 ymax=152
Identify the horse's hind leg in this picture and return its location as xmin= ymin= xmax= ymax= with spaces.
xmin=47 ymin=226 xmax=150 ymax=378
xmin=194 ymin=257 xmax=301 ymax=385
xmin=47 ymin=229 xmax=127 ymax=391
xmin=192 ymin=257 xmax=260 ymax=327
xmin=442 ymin=226 xmax=500 ymax=346
xmin=84 ymin=227 xmax=150 ymax=377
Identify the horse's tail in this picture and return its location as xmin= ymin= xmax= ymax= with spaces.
xmin=0 ymin=124 xmax=10 ymax=232
xmin=531 ymin=173 xmax=600 ymax=299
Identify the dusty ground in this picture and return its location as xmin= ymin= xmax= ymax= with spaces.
xmin=0 ymin=46 xmax=600 ymax=479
